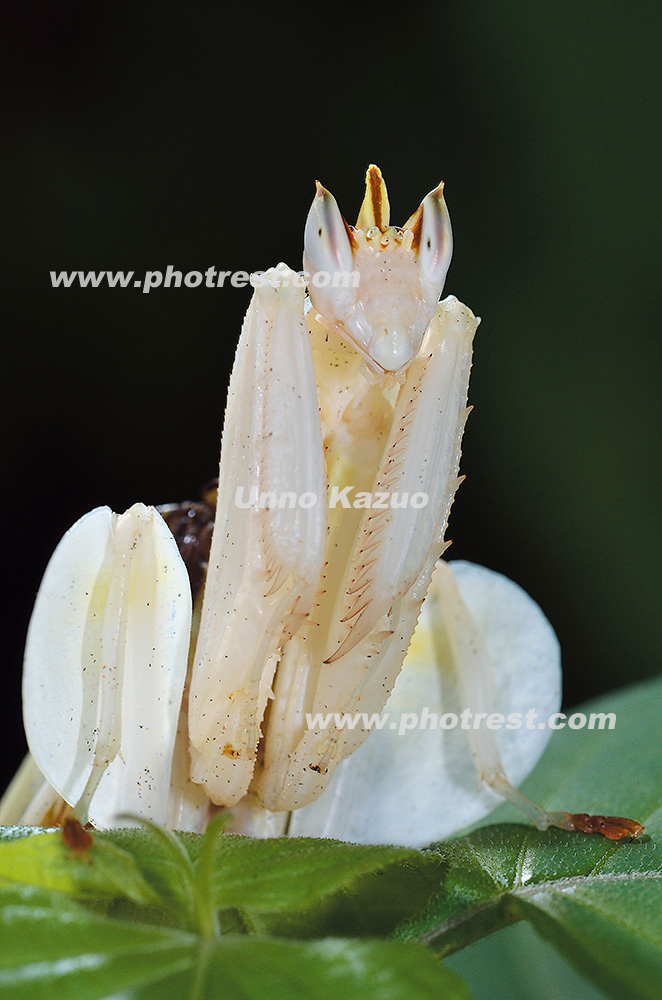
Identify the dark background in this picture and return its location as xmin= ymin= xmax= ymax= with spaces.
xmin=2 ymin=2 xmax=661 ymax=794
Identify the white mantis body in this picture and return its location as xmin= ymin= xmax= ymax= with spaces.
xmin=5 ymin=166 xmax=642 ymax=846
xmin=188 ymin=167 xmax=477 ymax=814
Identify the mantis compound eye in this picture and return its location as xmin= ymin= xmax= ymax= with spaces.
xmin=303 ymin=181 xmax=358 ymax=326
xmin=303 ymin=166 xmax=454 ymax=378
xmin=413 ymin=184 xmax=453 ymax=292
xmin=303 ymin=181 xmax=355 ymax=278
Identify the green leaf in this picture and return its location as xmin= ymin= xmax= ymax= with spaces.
xmin=0 ymin=883 xmax=469 ymax=1000
xmin=398 ymin=824 xmax=660 ymax=946
xmin=0 ymin=883 xmax=194 ymax=1000
xmin=251 ymin=849 xmax=447 ymax=940
xmin=446 ymin=921 xmax=610 ymax=1000
xmin=206 ymin=835 xmax=416 ymax=912
xmin=396 ymin=676 xmax=662 ymax=1000
xmin=0 ymin=823 xmax=427 ymax=939
xmin=104 ymin=824 xmax=420 ymax=922
xmin=0 ymin=827 xmax=161 ymax=907
xmin=198 ymin=937 xmax=471 ymax=1000
xmin=518 ymin=874 xmax=662 ymax=1000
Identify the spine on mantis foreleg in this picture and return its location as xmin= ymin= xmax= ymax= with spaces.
xmin=188 ymin=265 xmax=327 ymax=807
xmin=257 ymin=296 xmax=479 ymax=811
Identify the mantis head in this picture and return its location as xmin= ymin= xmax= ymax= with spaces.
xmin=303 ymin=164 xmax=452 ymax=377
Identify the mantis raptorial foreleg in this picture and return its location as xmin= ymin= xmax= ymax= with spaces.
xmin=257 ymin=297 xmax=477 ymax=810
xmin=187 ymin=271 xmax=327 ymax=806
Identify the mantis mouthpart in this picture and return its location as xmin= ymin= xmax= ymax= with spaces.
xmin=2 ymin=166 xmax=643 ymax=847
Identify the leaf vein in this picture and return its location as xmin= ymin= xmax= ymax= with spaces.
xmin=418 ymin=870 xmax=662 ymax=947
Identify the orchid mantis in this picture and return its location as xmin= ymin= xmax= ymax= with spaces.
xmin=1 ymin=167 xmax=643 ymax=847
xmin=187 ymin=170 xmax=474 ymax=816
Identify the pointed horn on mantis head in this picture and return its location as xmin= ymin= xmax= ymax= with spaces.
xmin=303 ymin=166 xmax=453 ymax=377
xmin=356 ymin=164 xmax=390 ymax=231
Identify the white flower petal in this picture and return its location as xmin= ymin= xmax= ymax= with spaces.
xmin=288 ymin=559 xmax=561 ymax=846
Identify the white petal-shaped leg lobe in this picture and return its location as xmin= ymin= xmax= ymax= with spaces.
xmin=188 ymin=266 xmax=327 ymax=807
xmin=89 ymin=505 xmax=192 ymax=828
xmin=260 ymin=298 xmax=478 ymax=811
xmin=23 ymin=506 xmax=115 ymax=807
xmin=22 ymin=504 xmax=192 ymax=828
xmin=288 ymin=560 xmax=561 ymax=846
